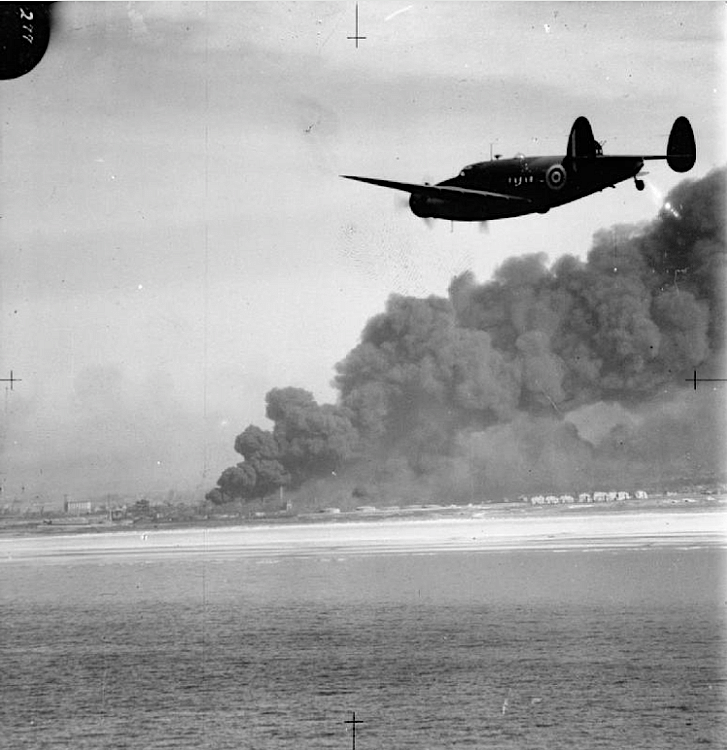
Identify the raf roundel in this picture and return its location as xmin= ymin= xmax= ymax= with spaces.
xmin=545 ymin=164 xmax=567 ymax=191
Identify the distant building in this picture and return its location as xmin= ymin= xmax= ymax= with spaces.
xmin=593 ymin=492 xmax=608 ymax=503
xmin=109 ymin=507 xmax=127 ymax=521
xmin=559 ymin=495 xmax=575 ymax=504
xmin=545 ymin=495 xmax=560 ymax=505
xmin=578 ymin=493 xmax=592 ymax=504
xmin=64 ymin=499 xmax=92 ymax=515
xmin=634 ymin=490 xmax=648 ymax=500
xmin=530 ymin=495 xmax=545 ymax=505
xmin=616 ymin=491 xmax=630 ymax=501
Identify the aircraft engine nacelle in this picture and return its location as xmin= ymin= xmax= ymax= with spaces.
xmin=409 ymin=192 xmax=429 ymax=217
xmin=409 ymin=192 xmax=490 ymax=221
xmin=545 ymin=164 xmax=567 ymax=190
xmin=410 ymin=193 xmax=465 ymax=219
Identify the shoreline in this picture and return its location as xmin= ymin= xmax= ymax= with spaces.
xmin=2 ymin=507 xmax=725 ymax=563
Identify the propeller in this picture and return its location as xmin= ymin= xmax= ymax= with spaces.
xmin=394 ymin=194 xmax=410 ymax=211
xmin=415 ymin=177 xmax=435 ymax=228
xmin=395 ymin=195 xmax=433 ymax=227
xmin=396 ymin=177 xmax=435 ymax=228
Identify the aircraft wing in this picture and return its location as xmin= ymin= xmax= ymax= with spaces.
xmin=341 ymin=175 xmax=531 ymax=203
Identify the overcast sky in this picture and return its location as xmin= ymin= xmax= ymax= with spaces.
xmin=2 ymin=1 xmax=724 ymax=502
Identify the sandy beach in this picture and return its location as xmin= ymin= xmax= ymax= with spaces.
xmin=2 ymin=507 xmax=725 ymax=563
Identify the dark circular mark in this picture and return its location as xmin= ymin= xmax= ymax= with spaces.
xmin=0 ymin=3 xmax=53 ymax=80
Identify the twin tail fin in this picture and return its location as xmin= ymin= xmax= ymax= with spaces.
xmin=566 ymin=115 xmax=695 ymax=173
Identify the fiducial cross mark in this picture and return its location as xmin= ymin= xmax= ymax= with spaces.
xmin=347 ymin=4 xmax=367 ymax=48
xmin=344 ymin=712 xmax=364 ymax=750
xmin=0 ymin=370 xmax=22 ymax=390
xmin=686 ymin=370 xmax=727 ymax=390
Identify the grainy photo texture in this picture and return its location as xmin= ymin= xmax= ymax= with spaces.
xmin=1 ymin=3 xmax=725 ymax=749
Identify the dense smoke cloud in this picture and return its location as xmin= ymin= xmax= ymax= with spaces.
xmin=211 ymin=168 xmax=725 ymax=503
xmin=209 ymin=387 xmax=358 ymax=502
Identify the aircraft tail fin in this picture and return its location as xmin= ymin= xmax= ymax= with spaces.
xmin=566 ymin=116 xmax=600 ymax=160
xmin=666 ymin=116 xmax=695 ymax=172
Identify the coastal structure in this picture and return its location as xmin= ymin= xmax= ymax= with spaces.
xmin=63 ymin=499 xmax=93 ymax=515
xmin=530 ymin=489 xmax=648 ymax=506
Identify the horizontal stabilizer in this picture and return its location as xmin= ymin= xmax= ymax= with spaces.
xmin=615 ymin=117 xmax=695 ymax=172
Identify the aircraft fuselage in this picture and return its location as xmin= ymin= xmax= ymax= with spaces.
xmin=409 ymin=155 xmax=644 ymax=221
xmin=343 ymin=116 xmax=695 ymax=225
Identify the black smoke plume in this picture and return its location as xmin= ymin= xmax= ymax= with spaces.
xmin=208 ymin=388 xmax=358 ymax=503
xmin=210 ymin=168 xmax=725 ymax=504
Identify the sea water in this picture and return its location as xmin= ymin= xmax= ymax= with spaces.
xmin=2 ymin=545 xmax=725 ymax=749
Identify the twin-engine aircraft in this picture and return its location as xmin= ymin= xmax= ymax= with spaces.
xmin=342 ymin=116 xmax=695 ymax=225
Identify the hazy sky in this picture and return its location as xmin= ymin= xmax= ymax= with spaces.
xmin=2 ymin=1 xmax=724 ymax=502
